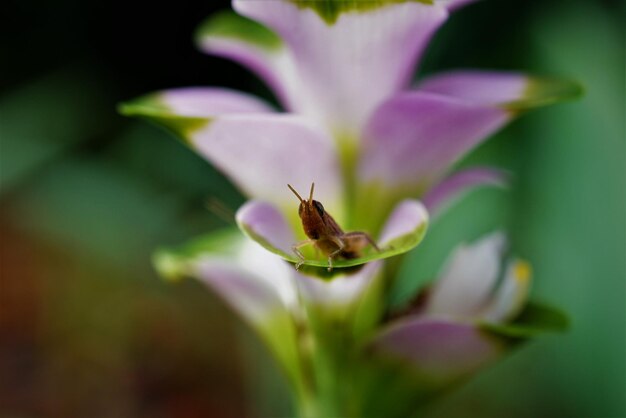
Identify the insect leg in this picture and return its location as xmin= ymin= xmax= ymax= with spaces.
xmin=327 ymin=236 xmax=346 ymax=272
xmin=292 ymin=239 xmax=314 ymax=270
xmin=343 ymin=231 xmax=380 ymax=252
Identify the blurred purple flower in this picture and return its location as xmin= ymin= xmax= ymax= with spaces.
xmin=372 ymin=232 xmax=533 ymax=385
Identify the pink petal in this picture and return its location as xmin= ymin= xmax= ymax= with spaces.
xmin=234 ymin=0 xmax=449 ymax=134
xmin=371 ymin=316 xmax=504 ymax=384
xmin=195 ymin=12 xmax=294 ymax=108
xmin=122 ymin=89 xmax=342 ymax=211
xmin=423 ymin=167 xmax=510 ymax=216
xmin=188 ymin=114 xmax=343 ymax=215
xmin=236 ymin=200 xmax=295 ymax=256
xmin=359 ymin=91 xmax=510 ymax=190
xmin=378 ymin=199 xmax=429 ymax=246
xmin=419 ymin=70 xmax=582 ymax=111
xmin=161 ymin=87 xmax=275 ymax=116
xmin=418 ymin=70 xmax=528 ymax=106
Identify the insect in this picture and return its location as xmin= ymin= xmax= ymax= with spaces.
xmin=288 ymin=183 xmax=379 ymax=271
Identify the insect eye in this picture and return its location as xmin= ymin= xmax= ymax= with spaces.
xmin=313 ymin=200 xmax=324 ymax=217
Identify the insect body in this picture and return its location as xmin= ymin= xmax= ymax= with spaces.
xmin=288 ymin=183 xmax=379 ymax=271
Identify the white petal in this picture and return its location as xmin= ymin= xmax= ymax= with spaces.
xmin=480 ymin=259 xmax=532 ymax=323
xmin=424 ymin=232 xmax=507 ymax=318
xmin=192 ymin=257 xmax=286 ymax=324
xmin=236 ymin=238 xmax=299 ymax=311
xmin=189 ymin=245 xmax=303 ymax=387
xmin=296 ymin=262 xmax=382 ymax=307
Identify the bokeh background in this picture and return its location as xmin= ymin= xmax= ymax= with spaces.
xmin=1 ymin=0 xmax=624 ymax=417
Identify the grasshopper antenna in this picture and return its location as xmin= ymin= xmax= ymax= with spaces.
xmin=205 ymin=197 xmax=236 ymax=225
xmin=309 ymin=183 xmax=315 ymax=201
xmin=287 ymin=184 xmax=304 ymax=203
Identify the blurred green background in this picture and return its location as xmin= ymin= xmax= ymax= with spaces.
xmin=1 ymin=0 xmax=623 ymax=417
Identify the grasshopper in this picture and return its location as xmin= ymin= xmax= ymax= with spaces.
xmin=288 ymin=183 xmax=379 ymax=271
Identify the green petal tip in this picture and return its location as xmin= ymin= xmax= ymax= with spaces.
xmin=152 ymin=229 xmax=243 ymax=281
xmin=481 ymin=301 xmax=570 ymax=340
xmin=505 ymin=77 xmax=584 ymax=112
xmin=194 ymin=11 xmax=282 ymax=51
xmin=288 ymin=0 xmax=434 ymax=25
xmin=152 ymin=250 xmax=188 ymax=282
xmin=118 ymin=94 xmax=210 ymax=139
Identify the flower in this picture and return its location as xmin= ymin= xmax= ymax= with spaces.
xmin=373 ymin=233 xmax=532 ymax=382
xmin=152 ymin=200 xmax=429 ymax=405
xmin=121 ymin=1 xmax=577 ymax=416
xmin=364 ymin=232 xmax=568 ymax=415
xmin=120 ymin=0 xmax=579 ymax=242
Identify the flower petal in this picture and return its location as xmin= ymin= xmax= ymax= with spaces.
xmin=296 ymin=262 xmax=382 ymax=307
xmin=192 ymin=114 xmax=344 ymax=214
xmin=191 ymin=255 xmax=306 ymax=389
xmin=481 ymin=301 xmax=569 ymax=339
xmin=152 ymin=228 xmax=297 ymax=312
xmin=151 ymin=228 xmax=303 ymax=385
xmin=419 ymin=71 xmax=527 ymax=105
xmin=424 ymin=232 xmax=507 ymax=318
xmin=423 ymin=167 xmax=509 ymax=217
xmin=237 ymin=200 xmax=428 ymax=271
xmin=370 ymin=317 xmax=504 ymax=384
xmin=418 ymin=70 xmax=583 ymax=111
xmin=234 ymin=0 xmax=449 ymax=134
xmin=192 ymin=257 xmax=286 ymax=324
xmin=195 ymin=12 xmax=295 ymax=108
xmin=437 ymin=0 xmax=476 ymax=10
xmin=480 ymin=259 xmax=532 ymax=323
xmin=359 ymin=91 xmax=510 ymax=191
xmin=121 ymin=94 xmax=343 ymax=213
xmin=236 ymin=200 xmax=295 ymax=257
xmin=159 ymin=87 xmax=275 ymax=116
xmin=119 ymin=87 xmax=275 ymax=136
xmin=120 ymin=87 xmax=274 ymax=117
xmin=378 ymin=199 xmax=429 ymax=246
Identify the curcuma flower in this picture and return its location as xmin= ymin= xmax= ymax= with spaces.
xmin=121 ymin=0 xmax=577 ymax=416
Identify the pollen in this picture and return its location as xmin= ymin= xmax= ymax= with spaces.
xmin=514 ymin=260 xmax=532 ymax=283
